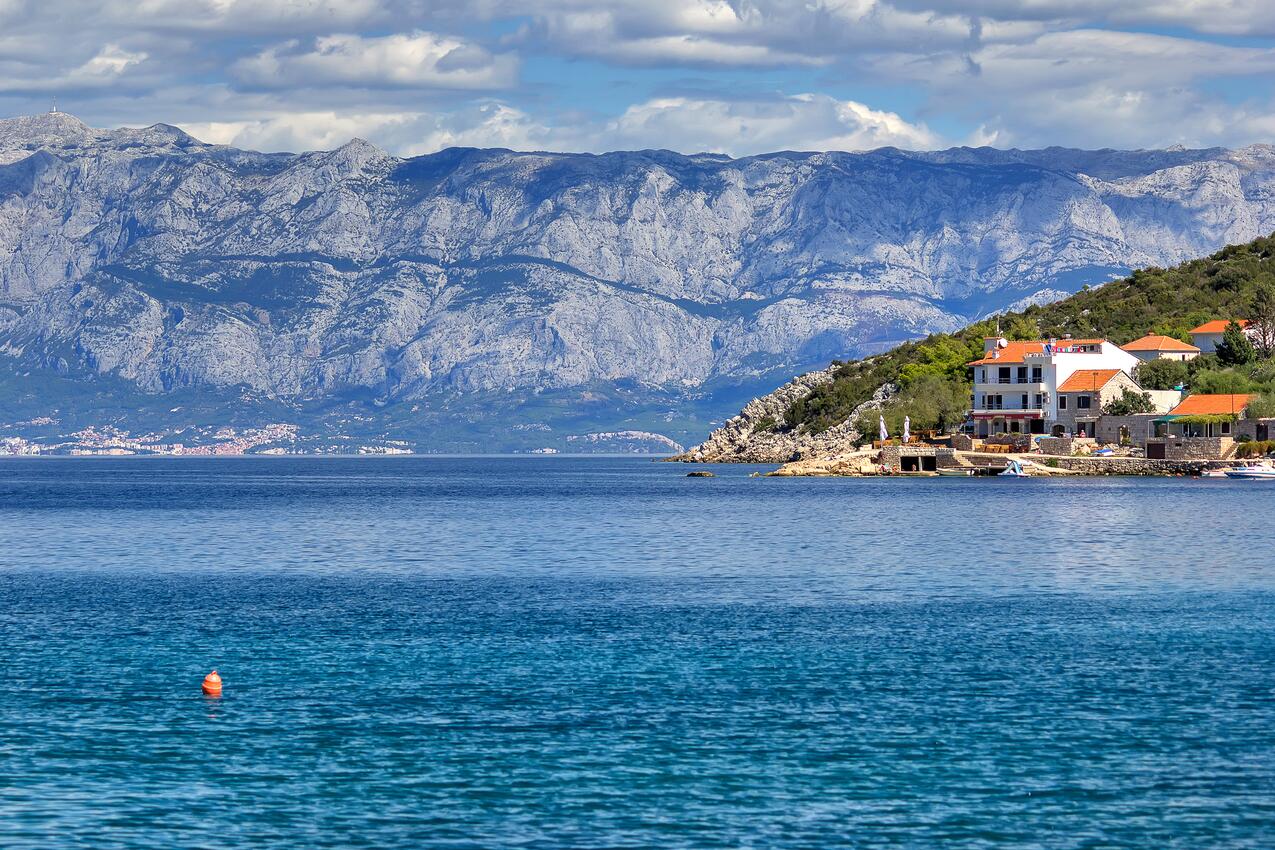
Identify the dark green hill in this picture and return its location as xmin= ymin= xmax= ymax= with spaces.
xmin=784 ymin=233 xmax=1275 ymax=435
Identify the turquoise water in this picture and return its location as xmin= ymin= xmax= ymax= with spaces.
xmin=2 ymin=457 xmax=1273 ymax=848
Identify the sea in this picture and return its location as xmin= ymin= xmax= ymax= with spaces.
xmin=1 ymin=456 xmax=1273 ymax=849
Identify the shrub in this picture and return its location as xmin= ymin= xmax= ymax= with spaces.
xmin=1236 ymin=439 xmax=1275 ymax=458
xmin=1135 ymin=359 xmax=1189 ymax=391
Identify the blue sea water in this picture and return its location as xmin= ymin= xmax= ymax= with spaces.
xmin=1 ymin=456 xmax=1273 ymax=849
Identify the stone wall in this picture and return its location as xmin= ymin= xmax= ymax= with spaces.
xmin=878 ymin=444 xmax=954 ymax=472
xmin=1094 ymin=414 xmax=1161 ymax=446
xmin=1236 ymin=418 xmax=1275 ymax=441
xmin=1037 ymin=436 xmax=1096 ymax=456
xmin=1148 ymin=436 xmax=1235 ymax=460
xmin=1050 ymin=456 xmax=1209 ymax=475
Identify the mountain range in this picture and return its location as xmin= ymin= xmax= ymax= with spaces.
xmin=3 ymin=111 xmax=1275 ymax=451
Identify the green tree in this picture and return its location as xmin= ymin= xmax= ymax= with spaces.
xmin=1190 ymin=368 xmax=1258 ymax=395
xmin=1134 ymin=358 xmax=1189 ymax=391
xmin=1102 ymin=388 xmax=1156 ymax=416
xmin=1245 ymin=394 xmax=1275 ymax=420
xmin=1249 ymin=282 xmax=1275 ymax=358
xmin=1003 ymin=315 xmax=1039 ymax=341
xmin=1216 ymin=320 xmax=1256 ymax=366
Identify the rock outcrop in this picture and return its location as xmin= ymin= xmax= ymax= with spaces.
xmin=674 ymin=369 xmax=896 ymax=463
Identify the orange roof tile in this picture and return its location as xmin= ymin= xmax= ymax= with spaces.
xmin=968 ymin=338 xmax=1109 ymax=366
xmin=968 ymin=340 xmax=1045 ymax=366
xmin=1058 ymin=369 xmax=1123 ymax=392
xmin=1121 ymin=334 xmax=1200 ymax=353
xmin=1189 ymin=319 xmax=1249 ymax=335
xmin=1168 ymin=394 xmax=1256 ymax=416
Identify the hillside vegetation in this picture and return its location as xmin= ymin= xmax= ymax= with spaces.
xmin=784 ymin=233 xmax=1275 ymax=435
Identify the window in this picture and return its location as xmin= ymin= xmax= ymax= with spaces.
xmin=1034 ymin=394 xmax=1043 ymax=409
xmin=1021 ymin=394 xmax=1029 ymax=410
xmin=978 ymin=368 xmax=986 ymax=383
xmin=1016 ymin=366 xmax=1028 ymax=383
xmin=1077 ymin=395 xmax=1091 ymax=409
xmin=998 ymin=367 xmax=1011 ymax=384
xmin=1030 ymin=366 xmax=1042 ymax=383
xmin=1058 ymin=396 xmax=1067 ymax=410
xmin=1221 ymin=421 xmax=1232 ymax=435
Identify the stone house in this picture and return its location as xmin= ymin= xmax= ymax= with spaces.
xmin=1052 ymin=369 xmax=1141 ymax=437
xmin=1146 ymin=394 xmax=1257 ymax=460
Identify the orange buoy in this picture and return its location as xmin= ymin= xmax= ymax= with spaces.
xmin=201 ymin=670 xmax=222 ymax=697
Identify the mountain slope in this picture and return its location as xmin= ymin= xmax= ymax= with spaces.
xmin=680 ymin=233 xmax=1275 ymax=462
xmin=3 ymin=112 xmax=1275 ymax=450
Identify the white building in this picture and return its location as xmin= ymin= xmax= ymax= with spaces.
xmin=968 ymin=337 xmax=1141 ymax=437
xmin=1189 ymin=320 xmax=1249 ymax=354
xmin=1121 ymin=334 xmax=1200 ymax=363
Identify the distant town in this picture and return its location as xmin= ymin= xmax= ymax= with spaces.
xmin=0 ymin=422 xmax=414 ymax=457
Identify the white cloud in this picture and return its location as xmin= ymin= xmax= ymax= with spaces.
xmin=523 ymin=0 xmax=975 ymax=66
xmin=2 ymin=0 xmax=1274 ymax=155
xmin=178 ymin=93 xmax=941 ymax=157
xmin=870 ymin=28 xmax=1275 ymax=148
xmin=0 ymin=42 xmax=149 ymax=92
xmin=596 ymin=94 xmax=941 ymax=154
xmin=235 ymin=31 xmax=517 ymax=90
xmin=120 ymin=0 xmax=389 ymax=33
xmin=78 ymin=44 xmax=147 ymax=78
xmin=896 ymin=1 xmax=1275 ymax=36
xmin=182 ymin=104 xmax=557 ymax=155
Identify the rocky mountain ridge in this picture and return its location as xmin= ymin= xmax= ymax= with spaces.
xmin=3 ymin=112 xmax=1275 ymax=449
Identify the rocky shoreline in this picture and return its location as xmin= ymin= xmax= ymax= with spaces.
xmin=671 ymin=364 xmax=894 ymax=463
xmin=752 ymin=449 xmax=1226 ymax=477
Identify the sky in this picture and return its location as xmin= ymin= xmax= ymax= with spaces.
xmin=0 ymin=0 xmax=1273 ymax=156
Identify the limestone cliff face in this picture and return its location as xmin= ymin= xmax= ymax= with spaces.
xmin=2 ymin=112 xmax=1275 ymax=441
xmin=674 ymin=370 xmax=895 ymax=463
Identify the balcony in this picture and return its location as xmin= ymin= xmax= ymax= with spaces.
xmin=972 ymin=405 xmax=1044 ymax=415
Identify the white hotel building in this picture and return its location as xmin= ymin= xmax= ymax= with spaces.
xmin=968 ymin=337 xmax=1140 ymax=437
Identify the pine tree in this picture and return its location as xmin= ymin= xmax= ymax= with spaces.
xmin=1216 ymin=320 xmax=1256 ymax=367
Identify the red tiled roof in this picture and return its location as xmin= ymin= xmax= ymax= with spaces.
xmin=1189 ymin=319 xmax=1249 ymax=335
xmin=1168 ymin=394 xmax=1256 ymax=416
xmin=1121 ymin=334 xmax=1200 ymax=353
xmin=968 ymin=341 xmax=1045 ymax=366
xmin=1058 ymin=369 xmax=1122 ymax=392
xmin=968 ymin=339 xmax=1107 ymax=366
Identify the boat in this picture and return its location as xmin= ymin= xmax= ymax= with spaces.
xmin=1200 ymin=468 xmax=1231 ymax=478
xmin=998 ymin=460 xmax=1031 ymax=477
xmin=1223 ymin=461 xmax=1275 ymax=480
xmin=937 ymin=467 xmax=975 ymax=476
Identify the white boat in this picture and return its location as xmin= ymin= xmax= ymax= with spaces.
xmin=937 ymin=467 xmax=975 ymax=477
xmin=998 ymin=460 xmax=1031 ymax=477
xmin=1224 ymin=461 xmax=1275 ymax=480
xmin=1200 ymin=468 xmax=1231 ymax=478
